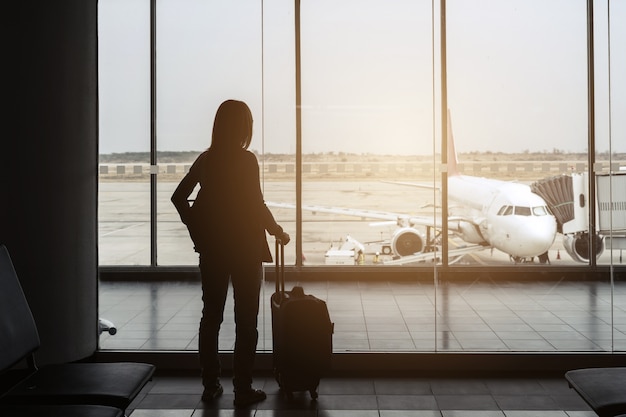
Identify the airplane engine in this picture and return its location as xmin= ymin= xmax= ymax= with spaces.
xmin=458 ymin=220 xmax=486 ymax=244
xmin=562 ymin=232 xmax=604 ymax=263
xmin=391 ymin=227 xmax=426 ymax=256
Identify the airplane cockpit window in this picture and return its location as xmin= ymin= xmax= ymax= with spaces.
xmin=498 ymin=205 xmax=548 ymax=217
xmin=502 ymin=205 xmax=514 ymax=216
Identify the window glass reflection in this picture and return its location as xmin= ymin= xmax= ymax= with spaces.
xmin=98 ymin=0 xmax=151 ymax=266
xmin=96 ymin=0 xmax=626 ymax=356
xmin=299 ymin=0 xmax=437 ymax=266
xmin=155 ymin=0 xmax=266 ymax=266
xmin=445 ymin=0 xmax=591 ymax=266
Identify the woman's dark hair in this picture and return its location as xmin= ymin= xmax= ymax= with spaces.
xmin=210 ymin=100 xmax=253 ymax=151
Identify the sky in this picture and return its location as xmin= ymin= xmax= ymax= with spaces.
xmin=98 ymin=0 xmax=625 ymax=155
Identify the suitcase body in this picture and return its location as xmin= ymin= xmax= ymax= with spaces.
xmin=271 ymin=240 xmax=333 ymax=399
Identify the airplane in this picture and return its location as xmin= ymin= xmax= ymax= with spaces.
xmin=269 ymin=111 xmax=559 ymax=265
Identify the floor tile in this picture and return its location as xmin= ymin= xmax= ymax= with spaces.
xmin=137 ymin=394 xmax=203 ymax=409
xmin=441 ymin=411 xmax=505 ymax=417
xmin=256 ymin=411 xmax=318 ymax=417
xmin=380 ymin=411 xmax=442 ymax=417
xmin=314 ymin=394 xmax=380 ymax=410
xmin=317 ymin=411 xmax=380 ymax=417
xmin=503 ymin=412 xmax=569 ymax=417
xmin=430 ymin=379 xmax=490 ymax=395
xmin=435 ymin=394 xmax=500 ymax=410
xmin=377 ymin=394 xmax=438 ymax=410
xmin=493 ymin=395 xmax=560 ymax=410
xmin=318 ymin=378 xmax=375 ymax=395
xmin=130 ymin=410 xmax=195 ymax=417
xmin=374 ymin=378 xmax=431 ymax=395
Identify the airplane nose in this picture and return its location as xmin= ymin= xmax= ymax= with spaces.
xmin=526 ymin=218 xmax=556 ymax=256
xmin=510 ymin=218 xmax=557 ymax=257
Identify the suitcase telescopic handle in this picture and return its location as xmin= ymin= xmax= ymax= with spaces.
xmin=275 ymin=238 xmax=285 ymax=295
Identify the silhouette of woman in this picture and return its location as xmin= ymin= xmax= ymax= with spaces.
xmin=171 ymin=99 xmax=290 ymax=407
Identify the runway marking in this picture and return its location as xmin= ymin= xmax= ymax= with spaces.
xmin=100 ymin=222 xmax=146 ymax=237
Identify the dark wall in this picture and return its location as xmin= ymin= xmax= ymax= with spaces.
xmin=1 ymin=0 xmax=98 ymax=364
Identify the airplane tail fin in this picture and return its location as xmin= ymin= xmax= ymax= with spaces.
xmin=447 ymin=109 xmax=460 ymax=176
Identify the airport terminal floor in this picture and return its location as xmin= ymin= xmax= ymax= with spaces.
xmin=127 ymin=371 xmax=596 ymax=416
xmin=99 ymin=278 xmax=624 ymax=415
xmin=99 ymin=279 xmax=626 ymax=353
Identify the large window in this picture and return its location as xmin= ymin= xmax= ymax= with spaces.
xmin=98 ymin=0 xmax=625 ymax=353
xmin=98 ymin=0 xmax=151 ymax=265
xmin=154 ymin=0 xmax=267 ymax=265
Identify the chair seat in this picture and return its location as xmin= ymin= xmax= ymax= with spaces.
xmin=0 ymin=405 xmax=123 ymax=417
xmin=0 ymin=246 xmax=155 ymax=413
xmin=565 ymin=367 xmax=626 ymax=417
xmin=2 ymin=362 xmax=155 ymax=410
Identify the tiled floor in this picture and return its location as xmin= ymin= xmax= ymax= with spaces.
xmin=99 ymin=279 xmax=626 ymax=352
xmin=128 ymin=372 xmax=596 ymax=416
xmin=98 ymin=278 xmax=623 ymax=415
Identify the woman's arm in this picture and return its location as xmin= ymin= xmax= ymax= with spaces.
xmin=171 ymin=168 xmax=198 ymax=225
xmin=246 ymin=152 xmax=290 ymax=243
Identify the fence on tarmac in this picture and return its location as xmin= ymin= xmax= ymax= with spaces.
xmin=99 ymin=160 xmax=623 ymax=181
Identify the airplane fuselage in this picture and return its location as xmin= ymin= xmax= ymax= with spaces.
xmin=448 ymin=175 xmax=557 ymax=259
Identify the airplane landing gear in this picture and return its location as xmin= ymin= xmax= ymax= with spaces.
xmin=510 ymin=254 xmax=553 ymax=264
xmin=509 ymin=255 xmax=536 ymax=264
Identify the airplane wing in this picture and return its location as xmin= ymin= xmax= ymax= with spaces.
xmin=382 ymin=243 xmax=485 ymax=265
xmin=268 ymin=201 xmax=407 ymax=223
xmin=267 ymin=201 xmax=472 ymax=234
xmin=381 ymin=180 xmax=440 ymax=191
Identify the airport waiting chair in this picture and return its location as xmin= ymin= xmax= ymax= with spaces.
xmin=0 ymin=405 xmax=123 ymax=417
xmin=0 ymin=244 xmax=155 ymax=414
xmin=565 ymin=367 xmax=626 ymax=417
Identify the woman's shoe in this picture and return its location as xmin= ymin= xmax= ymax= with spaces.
xmin=233 ymin=388 xmax=266 ymax=407
xmin=201 ymin=383 xmax=224 ymax=402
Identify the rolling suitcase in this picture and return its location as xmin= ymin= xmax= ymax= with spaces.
xmin=271 ymin=239 xmax=333 ymax=400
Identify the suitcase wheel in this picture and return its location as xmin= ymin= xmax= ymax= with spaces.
xmin=274 ymin=370 xmax=319 ymax=401
xmin=280 ymin=389 xmax=316 ymax=401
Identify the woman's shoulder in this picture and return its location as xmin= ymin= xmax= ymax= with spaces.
xmin=194 ymin=149 xmax=211 ymax=161
xmin=242 ymin=149 xmax=258 ymax=161
xmin=189 ymin=150 xmax=210 ymax=169
xmin=244 ymin=150 xmax=260 ymax=169
xmin=198 ymin=148 xmax=257 ymax=166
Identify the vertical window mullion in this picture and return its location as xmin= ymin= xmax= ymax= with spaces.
xmin=150 ymin=0 xmax=158 ymax=266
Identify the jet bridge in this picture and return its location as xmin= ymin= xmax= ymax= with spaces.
xmin=531 ymin=172 xmax=626 ymax=262
xmin=596 ymin=173 xmax=626 ymax=258
xmin=530 ymin=174 xmax=576 ymax=232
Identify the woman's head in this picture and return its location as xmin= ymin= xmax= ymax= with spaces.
xmin=211 ymin=100 xmax=253 ymax=151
